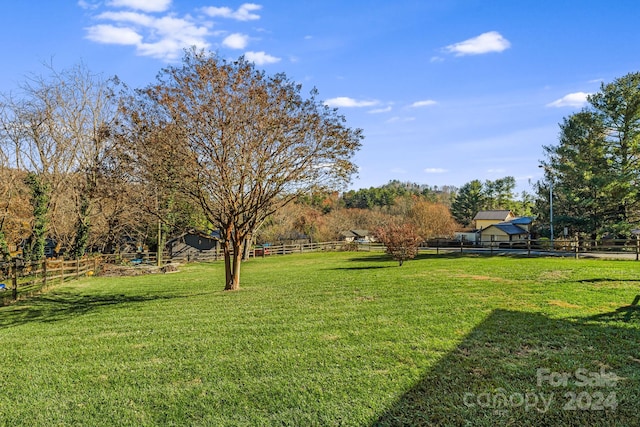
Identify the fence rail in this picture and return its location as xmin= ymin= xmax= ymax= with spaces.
xmin=3 ymin=237 xmax=640 ymax=304
xmin=414 ymin=237 xmax=640 ymax=260
xmin=1 ymin=257 xmax=99 ymax=304
xmin=122 ymin=238 xmax=640 ymax=261
xmin=162 ymin=241 xmax=347 ymax=262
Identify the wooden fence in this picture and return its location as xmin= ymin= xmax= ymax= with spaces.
xmin=144 ymin=241 xmax=344 ymax=263
xmin=0 ymin=257 xmax=100 ymax=304
xmin=98 ymin=237 xmax=640 ymax=265
xmin=3 ymin=237 xmax=640 ymax=304
xmin=415 ymin=237 xmax=640 ymax=260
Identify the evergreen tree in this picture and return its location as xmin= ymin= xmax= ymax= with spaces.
xmin=451 ymin=180 xmax=485 ymax=226
xmin=540 ymin=72 xmax=640 ymax=238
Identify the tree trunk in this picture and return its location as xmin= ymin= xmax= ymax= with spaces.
xmin=223 ymin=231 xmax=244 ymax=290
xmin=242 ymin=233 xmax=252 ymax=261
xmin=156 ymin=217 xmax=163 ymax=266
xmin=223 ymin=240 xmax=234 ymax=290
xmin=231 ymin=240 xmax=242 ymax=290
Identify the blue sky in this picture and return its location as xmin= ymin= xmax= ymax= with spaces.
xmin=1 ymin=1 xmax=638 ymax=194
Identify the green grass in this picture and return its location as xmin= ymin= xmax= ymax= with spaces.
xmin=0 ymin=252 xmax=639 ymax=426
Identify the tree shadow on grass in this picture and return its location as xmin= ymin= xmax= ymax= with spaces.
xmin=333 ymin=266 xmax=393 ymax=271
xmin=373 ymin=309 xmax=640 ymax=426
xmin=0 ymin=292 xmax=186 ymax=328
xmin=578 ymin=278 xmax=640 ymax=283
xmin=578 ymin=295 xmax=640 ymax=323
xmin=346 ymin=252 xmax=469 ymax=264
xmin=337 ymin=251 xmax=471 ymax=268
xmin=346 ymin=251 xmax=546 ymax=264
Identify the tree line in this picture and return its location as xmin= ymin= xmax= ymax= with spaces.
xmin=2 ymin=52 xmax=639 ymax=286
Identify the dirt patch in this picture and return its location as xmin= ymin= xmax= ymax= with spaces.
xmin=100 ymin=263 xmax=180 ymax=277
xmin=322 ymin=334 xmax=341 ymax=341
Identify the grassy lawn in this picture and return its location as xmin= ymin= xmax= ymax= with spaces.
xmin=0 ymin=252 xmax=639 ymax=426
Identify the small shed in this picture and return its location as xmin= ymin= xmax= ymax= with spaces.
xmin=167 ymin=230 xmax=222 ymax=259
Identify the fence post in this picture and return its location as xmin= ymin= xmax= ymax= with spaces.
xmin=42 ymin=259 xmax=47 ymax=288
xmin=527 ymin=236 xmax=531 ymax=257
xmin=11 ymin=258 xmax=17 ymax=300
xmin=574 ymin=234 xmax=579 ymax=259
xmin=60 ymin=260 xmax=64 ymax=284
xmin=636 ymin=235 xmax=639 ymax=261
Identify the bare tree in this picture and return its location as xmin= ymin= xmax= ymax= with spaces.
xmin=124 ymin=49 xmax=362 ymax=290
xmin=0 ymin=135 xmax=24 ymax=259
xmin=0 ymin=63 xmax=120 ymax=259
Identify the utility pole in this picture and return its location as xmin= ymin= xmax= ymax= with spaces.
xmin=539 ymin=165 xmax=554 ymax=251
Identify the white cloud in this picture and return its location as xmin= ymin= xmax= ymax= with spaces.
xmin=411 ymin=100 xmax=437 ymax=108
xmin=202 ymin=3 xmax=262 ymax=21
xmin=386 ymin=116 xmax=415 ymax=123
xmin=324 ymin=97 xmax=379 ymax=108
xmin=244 ymin=51 xmax=280 ymax=65
xmin=107 ymin=0 xmax=172 ymax=12
xmin=85 ymin=24 xmax=142 ymax=45
xmin=83 ymin=2 xmax=267 ymax=62
xmin=424 ymin=168 xmax=447 ymax=173
xmin=140 ymin=16 xmax=209 ymax=60
xmin=546 ymin=92 xmax=591 ymax=108
xmin=368 ymin=106 xmax=392 ymax=114
xmin=445 ymin=31 xmax=510 ymax=56
xmin=223 ymin=33 xmax=249 ymax=49
xmin=96 ymin=11 xmax=154 ymax=26
xmin=153 ymin=15 xmax=208 ymax=38
xmin=78 ymin=0 xmax=100 ymax=10
xmin=85 ymin=8 xmax=210 ymax=61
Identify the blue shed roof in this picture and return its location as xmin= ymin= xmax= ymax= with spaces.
xmin=509 ymin=216 xmax=534 ymax=225
xmin=488 ymin=223 xmax=529 ymax=235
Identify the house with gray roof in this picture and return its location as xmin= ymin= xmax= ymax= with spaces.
xmin=340 ymin=229 xmax=373 ymax=243
xmin=458 ymin=210 xmax=535 ymax=245
xmin=473 ymin=210 xmax=515 ymax=229
xmin=478 ymin=216 xmax=534 ymax=245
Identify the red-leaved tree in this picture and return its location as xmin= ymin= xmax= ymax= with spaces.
xmin=374 ymin=222 xmax=422 ymax=266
